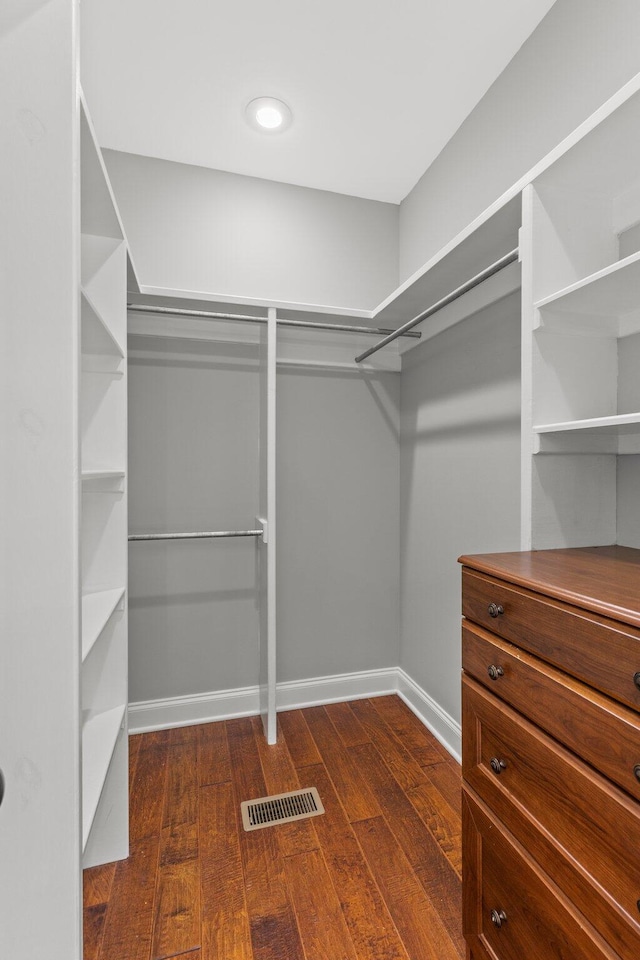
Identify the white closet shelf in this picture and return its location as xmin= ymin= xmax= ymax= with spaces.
xmin=81 ymin=290 xmax=125 ymax=359
xmin=81 ymin=469 xmax=125 ymax=493
xmin=534 ymin=250 xmax=640 ymax=334
xmin=81 ymin=587 xmax=125 ymax=662
xmin=533 ymin=412 xmax=640 ymax=456
xmin=82 ymin=468 xmax=125 ymax=480
xmin=82 ymin=704 xmax=126 ymax=850
xmin=369 ymin=196 xmax=522 ymax=340
xmin=534 ymin=412 xmax=640 ymax=434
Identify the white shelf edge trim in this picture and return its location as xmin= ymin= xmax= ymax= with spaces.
xmin=81 ymin=587 xmax=125 ymax=662
xmin=128 ymin=666 xmax=461 ymax=763
xmin=534 ymin=248 xmax=640 ymax=311
xmin=82 ymin=704 xmax=126 ymax=850
xmin=136 ymin=283 xmax=374 ymax=320
xmin=534 ymin=412 xmax=640 ymax=434
xmin=81 ymin=469 xmax=126 ymax=480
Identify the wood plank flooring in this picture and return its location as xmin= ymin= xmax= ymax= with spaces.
xmin=84 ymin=696 xmax=464 ymax=960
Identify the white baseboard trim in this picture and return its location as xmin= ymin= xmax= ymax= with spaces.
xmin=277 ymin=666 xmax=398 ymax=712
xmin=128 ymin=665 xmax=461 ymax=762
xmin=396 ymin=667 xmax=461 ymax=764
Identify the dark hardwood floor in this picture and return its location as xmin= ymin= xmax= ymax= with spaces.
xmin=84 ymin=695 xmax=464 ymax=960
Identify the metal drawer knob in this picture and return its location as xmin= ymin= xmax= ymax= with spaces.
xmin=487 ymin=664 xmax=504 ymax=681
xmin=634 ymin=672 xmax=640 ymax=692
xmin=488 ymin=603 xmax=504 ymax=618
xmin=490 ymin=757 xmax=507 ymax=775
xmin=634 ymin=764 xmax=640 ymax=784
xmin=491 ymin=909 xmax=507 ymax=928
xmin=0 ymin=768 xmax=4 ymax=808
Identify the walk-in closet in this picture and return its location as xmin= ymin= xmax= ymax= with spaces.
xmin=3 ymin=2 xmax=640 ymax=958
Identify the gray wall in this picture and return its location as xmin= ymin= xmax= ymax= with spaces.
xmin=105 ymin=149 xmax=398 ymax=311
xmin=399 ymin=0 xmax=640 ymax=281
xmin=128 ymin=335 xmax=400 ymax=703
xmin=277 ymin=367 xmax=400 ymax=682
xmin=127 ymin=337 xmax=262 ymax=702
xmin=399 ymin=294 xmax=521 ymax=724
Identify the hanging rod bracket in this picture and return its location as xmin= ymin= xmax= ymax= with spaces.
xmin=256 ymin=517 xmax=268 ymax=544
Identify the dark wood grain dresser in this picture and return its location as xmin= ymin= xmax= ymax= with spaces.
xmin=459 ymin=546 xmax=640 ymax=960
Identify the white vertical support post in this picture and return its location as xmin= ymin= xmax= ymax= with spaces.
xmin=520 ymin=189 xmax=535 ymax=551
xmin=258 ymin=308 xmax=277 ymax=743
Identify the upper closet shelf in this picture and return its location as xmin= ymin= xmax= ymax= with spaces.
xmin=372 ymin=195 xmax=522 ymax=342
xmin=129 ymin=193 xmax=522 ymax=368
xmin=535 ymin=249 xmax=640 ymax=336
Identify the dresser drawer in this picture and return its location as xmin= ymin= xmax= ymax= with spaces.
xmin=463 ymin=788 xmax=619 ymax=960
xmin=462 ymin=568 xmax=640 ymax=710
xmin=462 ymin=621 xmax=640 ymax=801
xmin=463 ymin=676 xmax=640 ymax=960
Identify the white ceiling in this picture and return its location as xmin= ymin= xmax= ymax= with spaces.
xmin=81 ymin=0 xmax=557 ymax=204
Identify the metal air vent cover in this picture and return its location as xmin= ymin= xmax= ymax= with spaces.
xmin=241 ymin=787 xmax=324 ymax=831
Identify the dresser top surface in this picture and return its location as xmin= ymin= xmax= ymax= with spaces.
xmin=459 ymin=545 xmax=640 ymax=629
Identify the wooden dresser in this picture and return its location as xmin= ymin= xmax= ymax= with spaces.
xmin=459 ymin=546 xmax=640 ymax=960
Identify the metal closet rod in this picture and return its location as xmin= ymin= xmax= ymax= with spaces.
xmin=129 ymin=530 xmax=263 ymax=541
xmin=355 ymin=247 xmax=520 ymax=364
xmin=127 ymin=303 xmax=422 ymax=339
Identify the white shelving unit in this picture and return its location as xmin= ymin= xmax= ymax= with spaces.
xmin=80 ymin=94 xmax=129 ymax=869
xmin=522 ymin=80 xmax=640 ymax=549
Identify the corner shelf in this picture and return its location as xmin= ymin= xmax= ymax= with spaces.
xmin=81 ymin=587 xmax=126 ymax=662
xmin=81 ymin=704 xmax=126 ymax=850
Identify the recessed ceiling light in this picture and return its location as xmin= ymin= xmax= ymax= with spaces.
xmin=245 ymin=97 xmax=292 ymax=133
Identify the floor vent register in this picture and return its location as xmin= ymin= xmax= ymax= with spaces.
xmin=241 ymin=787 xmax=324 ymax=831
